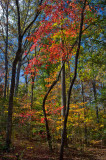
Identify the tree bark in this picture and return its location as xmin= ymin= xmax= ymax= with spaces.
xmin=92 ymin=80 xmax=99 ymax=123
xmin=31 ymin=75 xmax=35 ymax=109
xmin=59 ymin=0 xmax=87 ymax=159
xmin=61 ymin=61 xmax=66 ymax=117
xmin=6 ymin=0 xmax=22 ymax=149
xmin=81 ymin=82 xmax=87 ymax=145
xmin=31 ymin=47 xmax=36 ymax=109
xmin=4 ymin=0 xmax=9 ymax=98
xmin=25 ymin=75 xmax=28 ymax=94
xmin=15 ymin=58 xmax=22 ymax=96
xmin=61 ymin=61 xmax=67 ymax=146
xmin=6 ymin=53 xmax=20 ymax=149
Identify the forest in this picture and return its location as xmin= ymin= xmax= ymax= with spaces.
xmin=0 ymin=0 xmax=105 ymax=159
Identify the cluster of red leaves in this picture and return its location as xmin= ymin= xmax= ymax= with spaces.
xmin=25 ymin=1 xmax=81 ymax=75
xmin=17 ymin=105 xmax=64 ymax=126
xmin=51 ymin=106 xmax=64 ymax=114
xmin=18 ymin=110 xmax=35 ymax=124
xmin=25 ymin=0 xmax=97 ymax=77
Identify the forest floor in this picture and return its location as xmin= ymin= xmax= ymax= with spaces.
xmin=0 ymin=138 xmax=106 ymax=160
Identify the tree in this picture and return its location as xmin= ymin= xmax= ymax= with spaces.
xmin=0 ymin=0 xmax=9 ymax=98
xmin=6 ymin=0 xmax=44 ymax=150
xmin=24 ymin=0 xmax=104 ymax=157
xmin=25 ymin=0 xmax=98 ymax=154
xmin=59 ymin=1 xmax=87 ymax=159
xmin=4 ymin=0 xmax=9 ymax=98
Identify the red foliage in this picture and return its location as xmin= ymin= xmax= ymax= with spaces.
xmin=24 ymin=0 xmax=99 ymax=77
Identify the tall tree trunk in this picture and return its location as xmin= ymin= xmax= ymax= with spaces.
xmin=42 ymin=64 xmax=64 ymax=152
xmin=7 ymin=74 xmax=9 ymax=97
xmin=25 ymin=75 xmax=28 ymax=94
xmin=31 ymin=47 xmax=36 ymax=109
xmin=6 ymin=54 xmax=20 ymax=149
xmin=4 ymin=0 xmax=9 ymax=98
xmin=31 ymin=76 xmax=35 ymax=109
xmin=5 ymin=0 xmax=46 ymax=151
xmin=92 ymin=80 xmax=99 ymax=123
xmin=81 ymin=82 xmax=87 ymax=145
xmin=6 ymin=0 xmax=22 ymax=149
xmin=61 ymin=61 xmax=66 ymax=116
xmin=15 ymin=58 xmax=22 ymax=96
xmin=61 ymin=61 xmax=67 ymax=146
xmin=28 ymin=75 xmax=35 ymax=139
xmin=59 ymin=1 xmax=86 ymax=159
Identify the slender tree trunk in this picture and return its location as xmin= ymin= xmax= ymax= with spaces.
xmin=5 ymin=0 xmax=44 ymax=150
xmin=81 ymin=82 xmax=87 ymax=145
xmin=59 ymin=1 xmax=86 ymax=159
xmin=7 ymin=75 xmax=9 ymax=97
xmin=6 ymin=54 xmax=19 ymax=149
xmin=42 ymin=64 xmax=64 ymax=152
xmin=15 ymin=58 xmax=22 ymax=96
xmin=42 ymin=103 xmax=52 ymax=151
xmin=4 ymin=0 xmax=9 ymax=98
xmin=61 ymin=61 xmax=67 ymax=146
xmin=31 ymin=47 xmax=36 ymax=109
xmin=28 ymin=75 xmax=35 ymax=139
xmin=6 ymin=0 xmax=22 ymax=149
xmin=61 ymin=61 xmax=66 ymax=116
xmin=31 ymin=76 xmax=35 ymax=109
xmin=92 ymin=80 xmax=99 ymax=123
xmin=25 ymin=75 xmax=28 ymax=94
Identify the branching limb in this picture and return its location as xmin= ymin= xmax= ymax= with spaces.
xmin=59 ymin=0 xmax=87 ymax=159
xmin=22 ymin=0 xmax=44 ymax=37
xmin=42 ymin=61 xmax=65 ymax=151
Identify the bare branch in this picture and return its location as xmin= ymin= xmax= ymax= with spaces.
xmin=16 ymin=0 xmax=22 ymax=43
xmin=22 ymin=0 xmax=44 ymax=37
